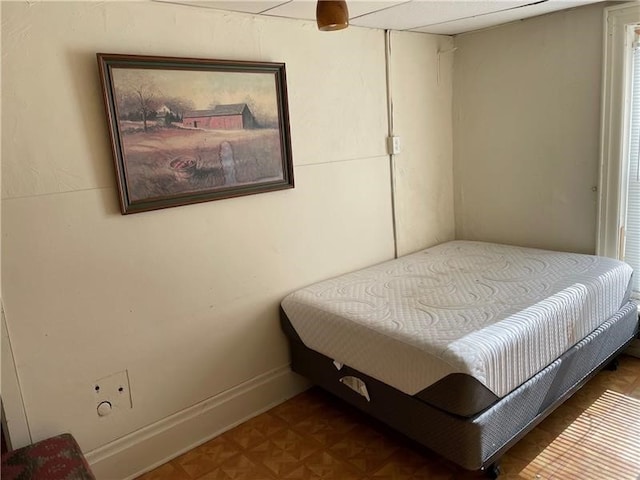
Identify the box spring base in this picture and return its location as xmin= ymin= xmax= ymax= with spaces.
xmin=280 ymin=301 xmax=639 ymax=472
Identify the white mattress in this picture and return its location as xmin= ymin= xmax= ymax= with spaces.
xmin=281 ymin=241 xmax=633 ymax=398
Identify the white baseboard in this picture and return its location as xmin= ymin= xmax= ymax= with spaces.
xmin=85 ymin=366 xmax=310 ymax=480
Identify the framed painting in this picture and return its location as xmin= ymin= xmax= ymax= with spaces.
xmin=97 ymin=53 xmax=294 ymax=214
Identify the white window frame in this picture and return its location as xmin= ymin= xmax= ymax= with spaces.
xmin=597 ymin=2 xmax=640 ymax=262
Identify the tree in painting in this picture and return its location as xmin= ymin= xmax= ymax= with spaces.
xmin=131 ymin=84 xmax=160 ymax=132
xmin=164 ymin=96 xmax=195 ymax=124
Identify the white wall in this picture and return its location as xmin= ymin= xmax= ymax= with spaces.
xmin=1 ymin=1 xmax=453 ymax=477
xmin=453 ymin=3 xmax=606 ymax=254
xmin=390 ymin=32 xmax=456 ymax=256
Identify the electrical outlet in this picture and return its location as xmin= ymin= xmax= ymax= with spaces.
xmin=93 ymin=370 xmax=132 ymax=416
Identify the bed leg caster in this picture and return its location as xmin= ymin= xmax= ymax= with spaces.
xmin=606 ymin=358 xmax=619 ymax=371
xmin=485 ymin=462 xmax=502 ymax=479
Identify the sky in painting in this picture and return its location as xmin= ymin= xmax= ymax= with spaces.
xmin=111 ymin=66 xmax=278 ymax=115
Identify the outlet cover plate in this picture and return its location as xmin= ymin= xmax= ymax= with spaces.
xmin=93 ymin=369 xmax=132 ymax=413
xmin=387 ymin=135 xmax=401 ymax=155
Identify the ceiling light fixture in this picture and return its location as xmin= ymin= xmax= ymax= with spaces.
xmin=316 ymin=0 xmax=349 ymax=31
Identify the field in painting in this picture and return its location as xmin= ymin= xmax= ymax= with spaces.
xmin=120 ymin=125 xmax=283 ymax=203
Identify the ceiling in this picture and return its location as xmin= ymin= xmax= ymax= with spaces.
xmin=154 ymin=0 xmax=604 ymax=35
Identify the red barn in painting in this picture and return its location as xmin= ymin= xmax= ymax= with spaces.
xmin=182 ymin=103 xmax=257 ymax=130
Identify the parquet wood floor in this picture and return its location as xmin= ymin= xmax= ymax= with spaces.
xmin=137 ymin=355 xmax=640 ymax=480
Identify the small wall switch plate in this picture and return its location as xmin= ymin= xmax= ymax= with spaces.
xmin=93 ymin=369 xmax=132 ymax=415
xmin=387 ymin=136 xmax=401 ymax=155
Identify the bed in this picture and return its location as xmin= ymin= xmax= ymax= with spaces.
xmin=280 ymin=241 xmax=638 ymax=477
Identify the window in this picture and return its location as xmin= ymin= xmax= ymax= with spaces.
xmin=598 ymin=3 xmax=640 ymax=300
xmin=623 ymin=27 xmax=640 ymax=297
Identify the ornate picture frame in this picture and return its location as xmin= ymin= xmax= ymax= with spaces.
xmin=97 ymin=53 xmax=294 ymax=214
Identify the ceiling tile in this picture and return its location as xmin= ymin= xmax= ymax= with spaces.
xmin=261 ymin=0 xmax=316 ymax=20
xmin=350 ymin=1 xmax=528 ymax=31
xmin=264 ymin=0 xmax=410 ymax=22
xmin=154 ymin=0 xmax=290 ymax=15
xmin=349 ymin=0 xmax=413 ymax=19
xmin=409 ymin=0 xmax=601 ymax=35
